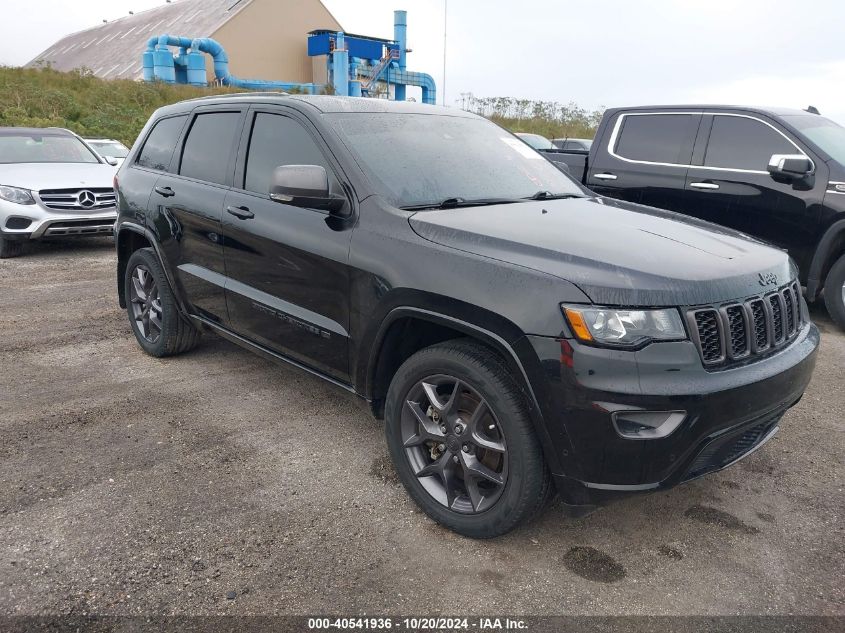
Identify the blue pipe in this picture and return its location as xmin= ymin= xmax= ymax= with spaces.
xmin=393 ymin=10 xmax=407 ymax=101
xmin=144 ymin=35 xmax=322 ymax=93
xmin=331 ymin=33 xmax=349 ymax=96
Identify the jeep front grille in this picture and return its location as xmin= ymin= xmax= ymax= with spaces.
xmin=38 ymin=188 xmax=116 ymax=211
xmin=688 ymin=282 xmax=802 ymax=368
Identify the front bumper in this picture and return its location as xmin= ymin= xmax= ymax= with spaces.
xmin=523 ymin=320 xmax=820 ymax=508
xmin=0 ymin=200 xmax=116 ymax=240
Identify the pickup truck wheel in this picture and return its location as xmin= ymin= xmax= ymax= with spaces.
xmin=385 ymin=339 xmax=551 ymax=538
xmin=124 ymin=248 xmax=200 ymax=357
xmin=823 ymin=253 xmax=845 ymax=330
xmin=0 ymin=237 xmax=24 ymax=259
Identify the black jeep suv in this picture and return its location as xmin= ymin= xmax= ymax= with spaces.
xmin=115 ymin=94 xmax=819 ymax=538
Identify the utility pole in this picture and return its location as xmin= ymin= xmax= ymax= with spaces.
xmin=442 ymin=0 xmax=447 ymax=106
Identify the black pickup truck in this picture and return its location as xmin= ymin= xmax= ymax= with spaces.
xmin=551 ymin=105 xmax=845 ymax=328
xmin=115 ymin=95 xmax=818 ymax=538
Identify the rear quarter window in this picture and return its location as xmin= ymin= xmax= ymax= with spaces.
xmin=136 ymin=115 xmax=187 ymax=172
xmin=613 ymin=113 xmax=698 ymax=165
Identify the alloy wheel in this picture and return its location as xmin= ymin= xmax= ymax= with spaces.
xmin=401 ymin=374 xmax=508 ymax=513
xmin=129 ymin=264 xmax=162 ymax=343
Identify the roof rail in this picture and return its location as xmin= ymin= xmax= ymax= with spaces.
xmin=186 ymin=91 xmax=291 ymax=102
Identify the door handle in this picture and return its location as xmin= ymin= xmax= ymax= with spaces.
xmin=689 ymin=182 xmax=720 ymax=190
xmin=154 ymin=185 xmax=175 ymax=197
xmin=593 ymin=173 xmax=618 ymax=181
xmin=226 ymin=205 xmax=254 ymax=220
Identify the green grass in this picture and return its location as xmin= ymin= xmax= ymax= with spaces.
xmin=0 ymin=66 xmax=245 ymax=147
xmin=0 ymin=66 xmax=601 ymax=147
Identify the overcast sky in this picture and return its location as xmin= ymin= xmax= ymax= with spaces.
xmin=2 ymin=0 xmax=844 ymax=124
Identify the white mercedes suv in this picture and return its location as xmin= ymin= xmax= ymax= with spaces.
xmin=0 ymin=127 xmax=118 ymax=258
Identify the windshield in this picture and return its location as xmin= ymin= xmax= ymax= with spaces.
xmin=782 ymin=115 xmax=845 ymax=166
xmin=328 ymin=113 xmax=583 ymax=208
xmin=88 ymin=141 xmax=129 ymax=158
xmin=0 ymin=133 xmax=101 ymax=164
xmin=516 ymin=133 xmax=554 ymax=150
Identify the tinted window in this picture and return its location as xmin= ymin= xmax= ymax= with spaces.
xmin=179 ymin=112 xmax=241 ymax=185
xmin=137 ymin=115 xmax=186 ymax=171
xmin=244 ymin=113 xmax=338 ymax=195
xmin=614 ymin=114 xmax=698 ymax=164
xmin=705 ymin=116 xmax=799 ymax=171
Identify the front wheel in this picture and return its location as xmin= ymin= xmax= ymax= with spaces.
xmin=384 ymin=339 xmax=552 ymax=538
xmin=824 ymin=253 xmax=845 ymax=330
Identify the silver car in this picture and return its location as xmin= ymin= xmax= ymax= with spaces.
xmin=85 ymin=138 xmax=130 ymax=167
xmin=0 ymin=127 xmax=118 ymax=258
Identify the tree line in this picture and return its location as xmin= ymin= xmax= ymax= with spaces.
xmin=456 ymin=92 xmax=604 ymax=140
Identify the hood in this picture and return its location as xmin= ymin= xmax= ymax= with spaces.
xmin=409 ymin=196 xmax=795 ymax=306
xmin=0 ymin=162 xmax=117 ymax=192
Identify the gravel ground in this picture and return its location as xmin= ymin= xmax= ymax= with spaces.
xmin=0 ymin=238 xmax=842 ymax=617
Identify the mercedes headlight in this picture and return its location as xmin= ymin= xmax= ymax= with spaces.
xmin=0 ymin=185 xmax=35 ymax=205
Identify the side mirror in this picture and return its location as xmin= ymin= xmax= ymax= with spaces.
xmin=767 ymin=154 xmax=812 ymax=181
xmin=269 ymin=165 xmax=345 ymax=213
xmin=104 ymin=156 xmax=119 ymax=166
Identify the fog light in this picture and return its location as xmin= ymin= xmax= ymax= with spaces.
xmin=612 ymin=410 xmax=686 ymax=439
xmin=4 ymin=216 xmax=32 ymax=230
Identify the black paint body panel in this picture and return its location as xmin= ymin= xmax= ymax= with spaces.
xmin=115 ymin=95 xmax=821 ymax=508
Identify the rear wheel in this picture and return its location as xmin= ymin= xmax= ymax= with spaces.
xmin=124 ymin=248 xmax=200 ymax=357
xmin=823 ymin=253 xmax=845 ymax=330
xmin=0 ymin=237 xmax=24 ymax=259
xmin=385 ymin=339 xmax=552 ymax=538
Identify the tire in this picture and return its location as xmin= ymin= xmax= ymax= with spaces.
xmin=823 ymin=253 xmax=845 ymax=330
xmin=384 ymin=339 xmax=552 ymax=538
xmin=124 ymin=247 xmax=200 ymax=357
xmin=0 ymin=237 xmax=24 ymax=259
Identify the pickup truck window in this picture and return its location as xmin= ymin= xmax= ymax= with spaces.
xmin=782 ymin=114 xmax=845 ymax=166
xmin=328 ymin=113 xmax=582 ymax=208
xmin=613 ymin=113 xmax=697 ymax=164
xmin=704 ymin=115 xmax=796 ymax=171
xmin=179 ymin=112 xmax=241 ymax=185
xmin=137 ymin=115 xmax=187 ymax=172
xmin=244 ymin=113 xmax=339 ymax=195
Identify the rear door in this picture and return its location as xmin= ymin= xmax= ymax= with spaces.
xmin=587 ymin=111 xmax=700 ymax=211
xmin=151 ymin=106 xmax=246 ymax=324
xmin=221 ymin=106 xmax=354 ymax=381
xmin=683 ymin=113 xmax=825 ymax=270
xmin=124 ymin=113 xmax=188 ymax=230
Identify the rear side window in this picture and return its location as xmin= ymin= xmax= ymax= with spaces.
xmin=179 ymin=112 xmax=242 ymax=185
xmin=704 ymin=116 xmax=796 ymax=171
xmin=614 ymin=114 xmax=698 ymax=164
xmin=243 ymin=113 xmax=339 ymax=195
xmin=137 ymin=115 xmax=187 ymax=171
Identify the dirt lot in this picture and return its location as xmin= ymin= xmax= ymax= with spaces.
xmin=0 ymin=237 xmax=842 ymax=617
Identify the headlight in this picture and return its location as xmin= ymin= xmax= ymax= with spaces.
xmin=562 ymin=305 xmax=686 ymax=348
xmin=0 ymin=185 xmax=35 ymax=205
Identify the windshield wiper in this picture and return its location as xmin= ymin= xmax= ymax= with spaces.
xmin=400 ymin=197 xmax=522 ymax=211
xmin=524 ymin=191 xmax=586 ymax=200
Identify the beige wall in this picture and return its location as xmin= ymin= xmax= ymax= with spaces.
xmin=210 ymin=0 xmax=343 ymax=84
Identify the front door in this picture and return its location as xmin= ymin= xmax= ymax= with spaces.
xmin=683 ymin=113 xmax=825 ymax=273
xmin=222 ymin=108 xmax=354 ymax=381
